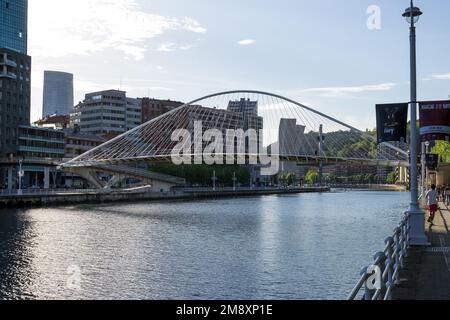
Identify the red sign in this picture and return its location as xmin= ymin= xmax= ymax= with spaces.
xmin=419 ymin=100 xmax=450 ymax=142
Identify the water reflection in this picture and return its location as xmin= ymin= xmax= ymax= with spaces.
xmin=0 ymin=210 xmax=37 ymax=299
xmin=0 ymin=191 xmax=408 ymax=300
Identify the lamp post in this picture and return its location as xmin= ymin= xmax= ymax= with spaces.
xmin=403 ymin=0 xmax=428 ymax=246
xmin=18 ymin=159 xmax=24 ymax=195
xmin=421 ymin=142 xmax=426 ymax=195
xmin=425 ymin=141 xmax=430 ymax=190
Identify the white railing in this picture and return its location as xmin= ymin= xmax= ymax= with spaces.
xmin=347 ymin=213 xmax=411 ymax=300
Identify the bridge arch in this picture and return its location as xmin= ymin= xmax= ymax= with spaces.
xmin=61 ymin=90 xmax=409 ymax=170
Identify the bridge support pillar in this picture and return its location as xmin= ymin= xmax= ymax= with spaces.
xmin=44 ymin=167 xmax=50 ymax=189
xmin=150 ymin=180 xmax=173 ymax=193
xmin=105 ymin=175 xmax=124 ymax=189
xmin=406 ymin=209 xmax=429 ymax=247
xmin=63 ymin=167 xmax=105 ymax=189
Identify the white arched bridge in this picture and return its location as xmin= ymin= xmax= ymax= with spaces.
xmin=60 ymin=90 xmax=409 ymax=190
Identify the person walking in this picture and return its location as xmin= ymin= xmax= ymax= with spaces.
xmin=426 ymin=184 xmax=439 ymax=224
xmin=437 ymin=186 xmax=442 ymax=202
xmin=445 ymin=185 xmax=450 ymax=206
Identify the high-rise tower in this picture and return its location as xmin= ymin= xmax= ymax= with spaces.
xmin=0 ymin=0 xmax=31 ymax=159
xmin=42 ymin=71 xmax=74 ymax=117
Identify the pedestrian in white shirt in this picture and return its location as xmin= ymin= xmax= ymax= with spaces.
xmin=426 ymin=184 xmax=439 ymax=224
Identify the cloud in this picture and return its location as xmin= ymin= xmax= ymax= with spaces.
xmin=427 ymin=73 xmax=450 ymax=80
xmin=299 ymin=82 xmax=397 ymax=98
xmin=29 ymin=0 xmax=206 ymax=60
xmin=157 ymin=42 xmax=195 ymax=52
xmin=238 ymin=39 xmax=256 ymax=46
xmin=181 ymin=17 xmax=207 ymax=34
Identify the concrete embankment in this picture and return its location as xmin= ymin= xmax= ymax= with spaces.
xmin=331 ymin=184 xmax=407 ymax=192
xmin=0 ymin=187 xmax=330 ymax=209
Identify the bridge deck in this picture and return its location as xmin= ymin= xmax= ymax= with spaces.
xmin=394 ymin=202 xmax=450 ymax=300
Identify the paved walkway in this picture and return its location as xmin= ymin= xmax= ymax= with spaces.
xmin=395 ymin=202 xmax=450 ymax=300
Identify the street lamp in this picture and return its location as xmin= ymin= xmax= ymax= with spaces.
xmin=402 ymin=5 xmax=423 ymax=24
xmin=403 ymin=0 xmax=428 ymax=246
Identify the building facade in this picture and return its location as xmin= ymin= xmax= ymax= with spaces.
xmin=275 ymin=119 xmax=308 ymax=178
xmin=72 ymin=90 xmax=142 ymax=136
xmin=10 ymin=125 xmax=65 ymax=190
xmin=126 ymin=97 xmax=142 ymax=131
xmin=0 ymin=49 xmax=31 ymax=158
xmin=42 ymin=70 xmax=74 ymax=117
xmin=0 ymin=0 xmax=31 ymax=190
xmin=227 ymin=98 xmax=263 ymax=132
xmin=0 ymin=0 xmax=28 ymax=54
xmin=140 ymin=98 xmax=184 ymax=123
xmin=64 ymin=128 xmax=107 ymax=159
xmin=17 ymin=125 xmax=65 ymax=159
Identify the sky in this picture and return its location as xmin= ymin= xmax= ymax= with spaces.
xmin=28 ymin=0 xmax=450 ymax=130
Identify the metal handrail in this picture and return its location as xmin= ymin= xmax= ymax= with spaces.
xmin=347 ymin=212 xmax=411 ymax=300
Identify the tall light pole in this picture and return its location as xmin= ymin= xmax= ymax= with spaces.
xmin=18 ymin=159 xmax=24 ymax=195
xmin=425 ymin=141 xmax=430 ymax=190
xmin=403 ymin=0 xmax=428 ymax=246
xmin=421 ymin=142 xmax=426 ymax=195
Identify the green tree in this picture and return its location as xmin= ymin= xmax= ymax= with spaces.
xmin=305 ymin=170 xmax=318 ymax=185
xmin=387 ymin=172 xmax=396 ymax=185
xmin=432 ymin=141 xmax=450 ymax=163
xmin=280 ymin=172 xmax=296 ymax=186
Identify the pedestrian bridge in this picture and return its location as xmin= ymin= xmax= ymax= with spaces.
xmin=60 ymin=90 xmax=409 ymax=187
xmin=64 ymin=164 xmax=186 ymax=190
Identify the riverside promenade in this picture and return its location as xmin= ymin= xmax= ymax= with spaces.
xmin=394 ymin=202 xmax=450 ymax=300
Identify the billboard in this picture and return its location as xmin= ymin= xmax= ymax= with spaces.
xmin=376 ymin=103 xmax=408 ymax=144
xmin=419 ymin=100 xmax=450 ymax=142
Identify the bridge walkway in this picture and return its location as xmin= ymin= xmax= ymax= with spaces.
xmin=394 ymin=201 xmax=450 ymax=300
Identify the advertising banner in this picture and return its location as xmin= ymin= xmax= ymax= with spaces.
xmin=419 ymin=100 xmax=450 ymax=142
xmin=376 ymin=103 xmax=408 ymax=144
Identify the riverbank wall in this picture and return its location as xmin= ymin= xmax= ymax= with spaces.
xmin=331 ymin=184 xmax=406 ymax=192
xmin=0 ymin=187 xmax=330 ymax=209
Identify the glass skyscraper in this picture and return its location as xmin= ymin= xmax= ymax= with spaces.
xmin=43 ymin=71 xmax=74 ymax=117
xmin=0 ymin=0 xmax=28 ymax=54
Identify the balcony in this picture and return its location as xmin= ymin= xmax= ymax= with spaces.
xmin=0 ymin=58 xmax=17 ymax=68
xmin=0 ymin=71 xmax=17 ymax=79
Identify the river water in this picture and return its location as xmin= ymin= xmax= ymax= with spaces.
xmin=0 ymin=190 xmax=409 ymax=300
